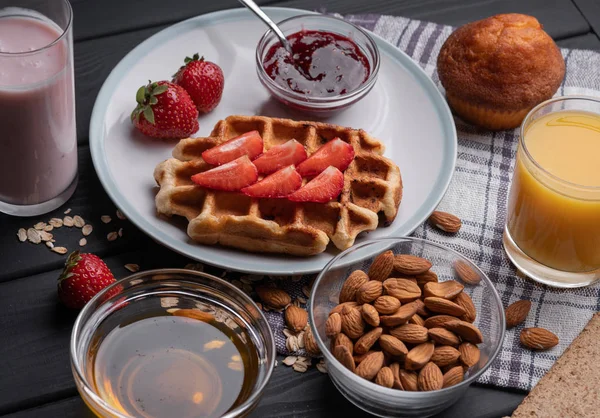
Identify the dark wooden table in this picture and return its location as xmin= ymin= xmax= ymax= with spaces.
xmin=1 ymin=0 xmax=598 ymax=417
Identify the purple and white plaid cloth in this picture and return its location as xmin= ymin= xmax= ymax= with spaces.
xmin=193 ymin=14 xmax=600 ymax=392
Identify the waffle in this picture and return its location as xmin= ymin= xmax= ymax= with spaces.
xmin=154 ymin=115 xmax=402 ymax=256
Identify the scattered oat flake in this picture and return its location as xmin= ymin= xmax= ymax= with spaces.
xmin=286 ymin=335 xmax=299 ymax=352
xmin=34 ymin=222 xmax=46 ymax=230
xmin=274 ymin=360 xmax=278 ymax=368
xmin=316 ymin=361 xmax=328 ymax=374
xmin=40 ymin=231 xmax=53 ymax=242
xmin=297 ymin=333 xmax=305 ymax=349
xmin=116 ymin=209 xmax=126 ymax=220
xmin=283 ymin=356 xmax=297 ymax=366
xmin=27 ymin=228 xmax=42 ymax=244
xmin=292 ymin=362 xmax=308 ymax=373
xmin=107 ymin=232 xmax=118 ymax=241
xmin=228 ymin=361 xmax=243 ymax=371
xmin=125 ymin=263 xmax=140 ymax=272
xmin=101 ymin=215 xmax=112 ymax=224
xmin=64 ymin=208 xmax=71 ymax=214
xmin=49 ymin=218 xmax=63 ymax=227
xmin=204 ymin=340 xmax=227 ymax=351
xmin=118 ymin=228 xmax=123 ymax=237
xmin=52 ymin=246 xmax=68 ymax=255
xmin=46 ymin=241 xmax=54 ymax=248
xmin=302 ymin=285 xmax=311 ymax=298
xmin=73 ymin=215 xmax=85 ymax=228
xmin=17 ymin=228 xmax=27 ymax=242
xmin=63 ymin=216 xmax=74 ymax=227
xmin=44 ymin=224 xmax=53 ymax=232
xmin=79 ymin=238 xmax=87 ymax=247
xmin=82 ymin=224 xmax=93 ymax=236
xmin=297 ymin=296 xmax=307 ymax=305
xmin=282 ymin=328 xmax=293 ymax=338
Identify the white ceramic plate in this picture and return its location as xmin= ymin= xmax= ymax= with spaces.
xmin=90 ymin=7 xmax=456 ymax=275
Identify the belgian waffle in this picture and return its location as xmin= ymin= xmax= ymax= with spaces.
xmin=154 ymin=115 xmax=402 ymax=256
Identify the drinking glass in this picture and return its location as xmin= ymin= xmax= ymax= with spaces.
xmin=503 ymin=96 xmax=600 ymax=287
xmin=0 ymin=0 xmax=77 ymax=216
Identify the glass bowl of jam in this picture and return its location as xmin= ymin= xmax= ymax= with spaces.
xmin=70 ymin=269 xmax=275 ymax=418
xmin=256 ymin=14 xmax=380 ymax=114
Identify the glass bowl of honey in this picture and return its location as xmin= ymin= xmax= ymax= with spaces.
xmin=70 ymin=269 xmax=275 ymax=418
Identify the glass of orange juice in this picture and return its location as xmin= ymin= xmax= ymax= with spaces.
xmin=504 ymin=96 xmax=600 ymax=287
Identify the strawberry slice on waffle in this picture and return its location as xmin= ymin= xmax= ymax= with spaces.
xmin=201 ymin=130 xmax=263 ymax=166
xmin=288 ymin=166 xmax=344 ymax=203
xmin=191 ymin=155 xmax=258 ymax=191
xmin=242 ymin=165 xmax=302 ymax=198
xmin=296 ymin=138 xmax=355 ymax=177
xmin=252 ymin=139 xmax=308 ymax=174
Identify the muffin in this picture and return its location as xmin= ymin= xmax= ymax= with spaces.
xmin=437 ymin=14 xmax=565 ymax=130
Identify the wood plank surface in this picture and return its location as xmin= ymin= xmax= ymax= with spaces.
xmin=68 ymin=0 xmax=591 ymax=41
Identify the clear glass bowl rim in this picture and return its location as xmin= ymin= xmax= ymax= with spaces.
xmin=255 ymin=13 xmax=381 ymax=104
xmin=309 ymin=236 xmax=506 ymax=398
xmin=519 ymin=95 xmax=600 ymax=192
xmin=70 ymin=268 xmax=276 ymax=418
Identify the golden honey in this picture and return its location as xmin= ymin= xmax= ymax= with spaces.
xmin=86 ymin=308 xmax=258 ymax=418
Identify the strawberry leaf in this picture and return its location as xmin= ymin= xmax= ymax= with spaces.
xmin=135 ymin=86 xmax=146 ymax=104
xmin=143 ymin=106 xmax=155 ymax=124
xmin=152 ymin=84 xmax=168 ymax=95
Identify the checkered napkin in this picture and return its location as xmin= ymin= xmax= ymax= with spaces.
xmin=193 ymin=14 xmax=600 ymax=392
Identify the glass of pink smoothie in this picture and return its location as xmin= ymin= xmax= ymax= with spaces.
xmin=0 ymin=0 xmax=77 ymax=216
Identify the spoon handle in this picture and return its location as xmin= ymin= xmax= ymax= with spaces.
xmin=237 ymin=0 xmax=293 ymax=54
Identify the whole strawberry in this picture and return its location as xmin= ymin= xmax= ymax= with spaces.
xmin=58 ymin=251 xmax=116 ymax=309
xmin=173 ymin=54 xmax=224 ymax=113
xmin=131 ymin=80 xmax=199 ymax=139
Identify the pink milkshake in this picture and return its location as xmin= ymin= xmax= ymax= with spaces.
xmin=0 ymin=5 xmax=77 ymax=216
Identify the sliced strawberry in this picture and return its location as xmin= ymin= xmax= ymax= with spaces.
xmin=191 ymin=155 xmax=258 ymax=191
xmin=288 ymin=166 xmax=344 ymax=203
xmin=241 ymin=165 xmax=302 ymax=198
xmin=296 ymin=138 xmax=355 ymax=177
xmin=201 ymin=131 xmax=264 ymax=166
xmin=252 ymin=139 xmax=308 ymax=174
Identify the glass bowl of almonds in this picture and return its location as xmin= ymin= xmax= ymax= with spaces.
xmin=309 ymin=237 xmax=505 ymax=417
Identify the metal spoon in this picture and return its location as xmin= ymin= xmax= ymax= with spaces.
xmin=237 ymin=0 xmax=294 ymax=56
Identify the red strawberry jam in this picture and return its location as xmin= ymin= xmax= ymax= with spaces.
xmin=263 ymin=30 xmax=370 ymax=97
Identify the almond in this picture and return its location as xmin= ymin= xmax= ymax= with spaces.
xmin=423 ymin=281 xmax=464 ymax=299
xmin=393 ymin=255 xmax=432 ymax=275
xmin=368 ymin=250 xmax=394 ymax=282
xmin=454 ymin=292 xmax=477 ymax=323
xmin=339 ymin=270 xmax=369 ymax=303
xmin=329 ymin=301 xmax=358 ymax=316
xmin=520 ymin=327 xmax=559 ymax=351
xmin=256 ymin=286 xmax=291 ymax=309
xmin=458 ymin=342 xmax=480 ymax=367
xmin=431 ymin=345 xmax=461 ymax=367
xmin=445 ymin=320 xmax=484 ymax=344
xmin=424 ymin=315 xmax=457 ymax=329
xmin=413 ymin=298 xmax=429 ymax=317
xmin=399 ymin=369 xmax=419 ymax=391
xmin=429 ymin=211 xmax=461 ymax=233
xmin=405 ymin=342 xmax=434 ymax=370
xmin=333 ymin=345 xmax=355 ymax=373
xmin=373 ymin=295 xmax=401 ymax=315
xmin=428 ymin=328 xmax=460 ymax=346
xmin=379 ymin=334 xmax=408 ymax=357
xmin=424 ymin=297 xmax=466 ymax=317
xmin=356 ymin=280 xmax=383 ymax=304
xmin=375 ymin=366 xmax=394 ymax=388
xmin=355 ymin=327 xmax=383 ymax=354
xmin=285 ymin=305 xmax=308 ymax=332
xmin=355 ymin=351 xmax=385 ymax=381
xmin=325 ymin=313 xmax=342 ymax=337
xmin=442 ymin=365 xmax=464 ymax=388
xmin=415 ymin=270 xmax=438 ymax=286
xmin=361 ymin=303 xmax=380 ymax=327
xmin=390 ymin=324 xmax=429 ymax=345
xmin=389 ymin=363 xmax=404 ymax=389
xmin=331 ymin=333 xmax=354 ymax=355
xmin=418 ymin=362 xmax=443 ymax=391
xmin=454 ymin=260 xmax=481 ymax=285
xmin=383 ymin=278 xmax=421 ymax=302
xmin=409 ymin=313 xmax=426 ymax=327
xmin=304 ymin=327 xmax=321 ymax=356
xmin=341 ymin=305 xmax=366 ymax=339
xmin=505 ymin=300 xmax=532 ymax=328
xmin=380 ymin=301 xmax=418 ymax=327
xmin=353 ymin=350 xmax=375 ymax=364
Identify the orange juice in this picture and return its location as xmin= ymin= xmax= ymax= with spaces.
xmin=507 ymin=110 xmax=600 ymax=272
